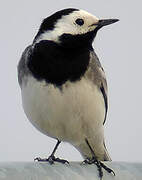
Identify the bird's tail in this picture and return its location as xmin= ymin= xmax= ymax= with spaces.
xmin=103 ymin=141 xmax=111 ymax=161
xmin=75 ymin=139 xmax=111 ymax=161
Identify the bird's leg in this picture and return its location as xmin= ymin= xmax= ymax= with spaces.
xmin=82 ymin=139 xmax=115 ymax=179
xmin=34 ymin=140 xmax=69 ymax=164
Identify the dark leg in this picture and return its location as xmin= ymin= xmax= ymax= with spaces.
xmin=50 ymin=140 xmax=61 ymax=157
xmin=83 ymin=139 xmax=115 ymax=179
xmin=34 ymin=140 xmax=69 ymax=164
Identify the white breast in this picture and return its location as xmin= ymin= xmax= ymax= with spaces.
xmin=21 ymin=76 xmax=105 ymax=146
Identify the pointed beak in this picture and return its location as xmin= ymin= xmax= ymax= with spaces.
xmin=97 ymin=19 xmax=119 ymax=28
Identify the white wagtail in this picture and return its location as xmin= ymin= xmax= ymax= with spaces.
xmin=18 ymin=8 xmax=118 ymax=179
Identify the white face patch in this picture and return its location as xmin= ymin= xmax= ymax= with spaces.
xmin=35 ymin=10 xmax=99 ymax=44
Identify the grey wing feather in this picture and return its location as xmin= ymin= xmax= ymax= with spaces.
xmin=100 ymin=83 xmax=108 ymax=125
xmin=86 ymin=51 xmax=108 ymax=125
xmin=17 ymin=45 xmax=32 ymax=86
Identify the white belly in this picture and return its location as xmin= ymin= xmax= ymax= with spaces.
xmin=21 ymin=76 xmax=105 ymax=146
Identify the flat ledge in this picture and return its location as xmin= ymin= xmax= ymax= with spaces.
xmin=0 ymin=161 xmax=142 ymax=180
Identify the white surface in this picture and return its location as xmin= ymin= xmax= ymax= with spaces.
xmin=0 ymin=0 xmax=142 ymax=162
xmin=0 ymin=162 xmax=142 ymax=180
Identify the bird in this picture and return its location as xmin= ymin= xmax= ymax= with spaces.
xmin=18 ymin=8 xmax=118 ymax=179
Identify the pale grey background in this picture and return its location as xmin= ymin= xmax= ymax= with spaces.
xmin=0 ymin=0 xmax=142 ymax=162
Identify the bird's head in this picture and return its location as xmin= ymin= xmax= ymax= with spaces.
xmin=34 ymin=8 xmax=119 ymax=48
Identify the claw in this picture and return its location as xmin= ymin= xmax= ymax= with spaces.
xmin=100 ymin=162 xmax=115 ymax=176
xmin=34 ymin=157 xmax=53 ymax=163
xmin=34 ymin=155 xmax=69 ymax=165
xmin=82 ymin=158 xmax=115 ymax=180
xmin=55 ymin=157 xmax=69 ymax=164
xmin=34 ymin=157 xmax=46 ymax=161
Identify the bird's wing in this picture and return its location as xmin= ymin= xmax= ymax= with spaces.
xmin=87 ymin=51 xmax=108 ymax=125
xmin=17 ymin=45 xmax=32 ymax=86
xmin=100 ymin=80 xmax=108 ymax=125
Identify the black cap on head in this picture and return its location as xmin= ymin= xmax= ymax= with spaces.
xmin=34 ymin=8 xmax=79 ymax=43
xmin=40 ymin=8 xmax=79 ymax=32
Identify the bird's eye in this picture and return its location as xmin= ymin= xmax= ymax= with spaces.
xmin=75 ymin=18 xmax=84 ymax=26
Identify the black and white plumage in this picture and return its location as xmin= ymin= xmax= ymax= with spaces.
xmin=18 ymin=8 xmax=118 ymax=178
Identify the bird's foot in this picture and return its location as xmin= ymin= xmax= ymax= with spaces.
xmin=82 ymin=157 xmax=115 ymax=179
xmin=34 ymin=155 xmax=69 ymax=165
